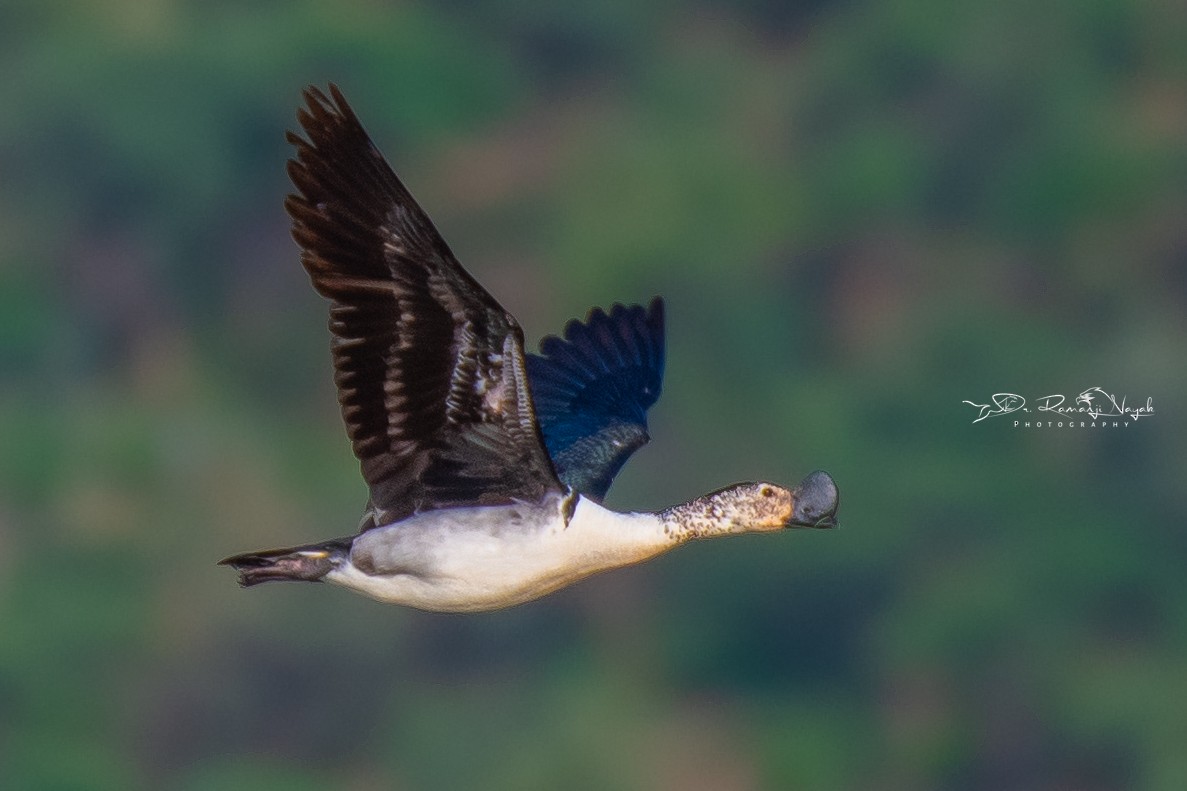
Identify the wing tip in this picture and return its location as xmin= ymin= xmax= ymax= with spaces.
xmin=536 ymin=296 xmax=666 ymax=384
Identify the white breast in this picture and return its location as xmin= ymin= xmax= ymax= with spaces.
xmin=324 ymin=495 xmax=668 ymax=612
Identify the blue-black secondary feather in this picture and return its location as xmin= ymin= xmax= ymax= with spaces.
xmin=526 ymin=298 xmax=665 ymax=501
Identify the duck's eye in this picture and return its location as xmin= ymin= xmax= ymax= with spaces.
xmin=760 ymin=486 xmax=774 ymax=498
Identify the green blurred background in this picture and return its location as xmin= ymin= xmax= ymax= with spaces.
xmin=3 ymin=1 xmax=1186 ymax=789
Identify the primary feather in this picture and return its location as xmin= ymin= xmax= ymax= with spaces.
xmin=527 ymin=299 xmax=665 ymax=500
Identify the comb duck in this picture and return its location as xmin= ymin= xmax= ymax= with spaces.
xmin=220 ymin=85 xmax=838 ymax=612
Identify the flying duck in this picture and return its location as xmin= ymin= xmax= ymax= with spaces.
xmin=220 ymin=85 xmax=839 ymax=613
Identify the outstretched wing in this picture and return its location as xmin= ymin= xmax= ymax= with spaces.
xmin=285 ymin=84 xmax=561 ymax=529
xmin=526 ymin=298 xmax=665 ymax=501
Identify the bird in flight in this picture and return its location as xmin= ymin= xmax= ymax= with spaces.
xmin=220 ymin=85 xmax=838 ymax=612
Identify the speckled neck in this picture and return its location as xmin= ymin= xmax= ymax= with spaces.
xmin=654 ymin=481 xmax=793 ymax=543
xmin=659 ymin=492 xmax=747 ymax=542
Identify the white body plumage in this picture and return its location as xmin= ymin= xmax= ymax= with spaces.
xmin=326 ymin=494 xmax=668 ymax=612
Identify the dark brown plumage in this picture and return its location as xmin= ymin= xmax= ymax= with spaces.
xmin=284 ymin=85 xmax=562 ymax=528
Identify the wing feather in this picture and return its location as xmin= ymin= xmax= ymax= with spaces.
xmin=286 ymin=85 xmax=561 ymax=528
xmin=526 ymin=298 xmax=665 ymax=501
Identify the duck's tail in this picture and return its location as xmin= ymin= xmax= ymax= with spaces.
xmin=219 ymin=538 xmax=351 ymax=587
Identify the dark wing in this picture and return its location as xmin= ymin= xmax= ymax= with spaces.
xmin=525 ymin=298 xmax=664 ymax=501
xmin=285 ymin=84 xmax=561 ymax=529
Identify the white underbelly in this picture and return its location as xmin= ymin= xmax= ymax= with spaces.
xmin=324 ymin=498 xmax=665 ymax=612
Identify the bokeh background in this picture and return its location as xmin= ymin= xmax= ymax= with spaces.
xmin=3 ymin=1 xmax=1186 ymax=789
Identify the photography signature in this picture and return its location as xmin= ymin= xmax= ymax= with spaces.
xmin=963 ymin=387 xmax=1154 ymax=424
xmin=962 ymin=393 xmax=1026 ymax=423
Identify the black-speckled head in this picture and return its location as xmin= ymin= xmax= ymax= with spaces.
xmin=658 ymin=473 xmax=838 ymax=541
xmin=725 ymin=482 xmax=797 ymax=532
xmin=788 ymin=470 xmax=838 ymax=528
xmin=658 ymin=482 xmax=794 ymax=540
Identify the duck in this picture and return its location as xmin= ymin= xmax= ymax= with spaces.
xmin=220 ymin=85 xmax=839 ymax=613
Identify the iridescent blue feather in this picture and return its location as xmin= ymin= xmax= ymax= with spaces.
xmin=526 ymin=298 xmax=665 ymax=501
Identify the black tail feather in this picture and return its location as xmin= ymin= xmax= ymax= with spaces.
xmin=219 ymin=539 xmax=351 ymax=587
